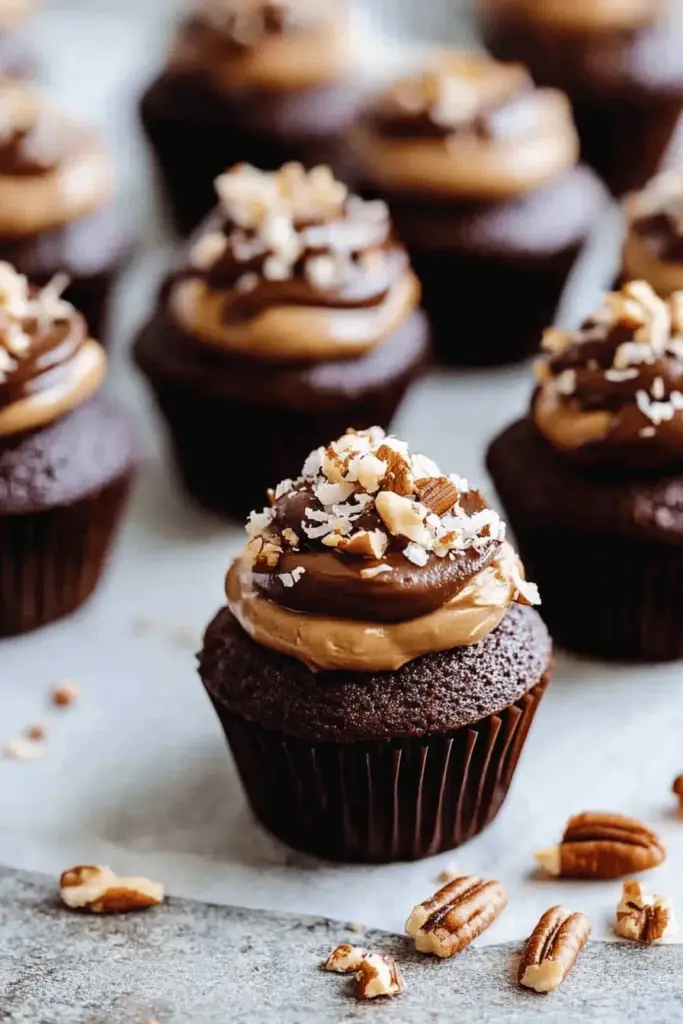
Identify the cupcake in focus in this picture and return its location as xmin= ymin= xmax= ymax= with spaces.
xmin=351 ymin=52 xmax=606 ymax=365
xmin=488 ymin=280 xmax=683 ymax=660
xmin=0 ymin=83 xmax=130 ymax=342
xmin=622 ymin=169 xmax=683 ymax=297
xmin=0 ymin=0 xmax=36 ymax=80
xmin=0 ymin=262 xmax=135 ymax=637
xmin=134 ymin=162 xmax=429 ymax=520
xmin=198 ymin=427 xmax=551 ymax=862
xmin=140 ymin=0 xmax=363 ymax=235
xmin=477 ymin=0 xmax=683 ymax=196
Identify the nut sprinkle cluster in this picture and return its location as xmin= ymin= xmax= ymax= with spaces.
xmin=537 ymin=281 xmax=683 ymax=434
xmin=0 ymin=262 xmax=73 ymax=384
xmin=196 ymin=0 xmax=318 ymax=43
xmin=245 ymin=427 xmax=538 ymax=601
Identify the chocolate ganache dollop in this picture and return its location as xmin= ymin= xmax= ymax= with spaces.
xmin=352 ymin=52 xmax=579 ymax=201
xmin=227 ymin=427 xmax=539 ymax=671
xmin=170 ymin=162 xmax=420 ymax=362
xmin=534 ymin=280 xmax=683 ymax=468
xmin=623 ymin=170 xmax=683 ymax=297
xmin=0 ymin=261 xmax=105 ymax=437
xmin=169 ymin=0 xmax=350 ymax=93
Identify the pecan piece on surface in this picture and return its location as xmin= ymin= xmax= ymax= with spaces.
xmin=354 ymin=954 xmax=405 ymax=1000
xmin=415 ymin=476 xmax=459 ymax=516
xmin=534 ymin=812 xmax=666 ymax=879
xmin=519 ymin=906 xmax=590 ymax=993
xmin=405 ymin=876 xmax=507 ymax=958
xmin=614 ymin=881 xmax=678 ymax=944
xmin=673 ymin=775 xmax=683 ymax=810
xmin=376 ymin=444 xmax=414 ymax=495
xmin=324 ymin=944 xmax=368 ymax=974
xmin=60 ymin=865 xmax=164 ymax=914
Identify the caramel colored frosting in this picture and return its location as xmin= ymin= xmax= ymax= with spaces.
xmin=171 ymin=162 xmax=420 ymax=363
xmin=352 ymin=52 xmax=579 ymax=202
xmin=533 ymin=281 xmax=683 ymax=467
xmin=623 ymin=170 xmax=683 ymax=298
xmin=0 ymin=262 xmax=106 ymax=438
xmin=476 ymin=0 xmax=661 ymax=33
xmin=0 ymin=83 xmax=113 ymax=237
xmin=168 ymin=0 xmax=351 ymax=93
xmin=227 ymin=427 xmax=539 ymax=672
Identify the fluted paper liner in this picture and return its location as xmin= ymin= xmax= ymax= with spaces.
xmin=512 ymin=526 xmax=683 ymax=661
xmin=211 ymin=673 xmax=549 ymax=863
xmin=0 ymin=476 xmax=131 ymax=637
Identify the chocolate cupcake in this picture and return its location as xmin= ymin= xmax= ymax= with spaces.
xmin=0 ymin=83 xmax=130 ymax=343
xmin=198 ymin=427 xmax=551 ymax=862
xmin=351 ymin=53 xmax=606 ymax=366
xmin=140 ymin=0 xmax=363 ymax=236
xmin=0 ymin=0 xmax=36 ymax=79
xmin=488 ymin=280 xmax=683 ymax=661
xmin=477 ymin=0 xmax=683 ymax=196
xmin=134 ymin=163 xmax=429 ymax=519
xmin=0 ymin=262 xmax=135 ymax=637
xmin=622 ymin=169 xmax=683 ymax=297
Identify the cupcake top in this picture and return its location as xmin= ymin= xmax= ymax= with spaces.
xmin=227 ymin=426 xmax=539 ymax=672
xmin=168 ymin=0 xmax=351 ymax=93
xmin=352 ymin=52 xmax=579 ymax=201
xmin=534 ymin=280 xmax=683 ymax=468
xmin=0 ymin=262 xmax=106 ymax=438
xmin=623 ymin=170 xmax=683 ymax=298
xmin=477 ymin=0 xmax=661 ymax=33
xmin=0 ymin=83 xmax=113 ymax=238
xmin=170 ymin=162 xmax=420 ymax=362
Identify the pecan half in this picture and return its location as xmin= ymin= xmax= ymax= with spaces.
xmin=376 ymin=444 xmax=414 ymax=495
xmin=60 ymin=865 xmax=164 ymax=914
xmin=415 ymin=476 xmax=459 ymax=516
xmin=405 ymin=876 xmax=507 ymax=958
xmin=614 ymin=881 xmax=678 ymax=944
xmin=335 ymin=529 xmax=388 ymax=559
xmin=518 ymin=906 xmax=591 ymax=993
xmin=534 ymin=812 xmax=666 ymax=879
xmin=324 ymin=944 xmax=368 ymax=974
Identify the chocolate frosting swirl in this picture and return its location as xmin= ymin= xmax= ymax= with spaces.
xmin=170 ymin=163 xmax=419 ymax=363
xmin=243 ymin=426 xmax=538 ymax=623
xmin=533 ymin=281 xmax=683 ymax=468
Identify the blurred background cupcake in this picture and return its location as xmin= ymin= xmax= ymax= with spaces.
xmin=0 ymin=81 xmax=130 ymax=342
xmin=140 ymin=0 xmax=366 ymax=236
xmin=0 ymin=0 xmax=36 ymax=80
xmin=134 ymin=162 xmax=429 ymax=519
xmin=351 ymin=52 xmax=606 ymax=365
xmin=476 ymin=0 xmax=683 ymax=197
xmin=622 ymin=169 xmax=683 ymax=296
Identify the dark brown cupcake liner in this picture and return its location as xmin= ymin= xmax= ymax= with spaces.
xmin=212 ymin=673 xmax=549 ymax=863
xmin=571 ymin=95 xmax=683 ymax=197
xmin=141 ymin=370 xmax=421 ymax=521
xmin=0 ymin=474 xmax=132 ymax=638
xmin=406 ymin=247 xmax=581 ymax=366
xmin=509 ymin=527 xmax=683 ymax=662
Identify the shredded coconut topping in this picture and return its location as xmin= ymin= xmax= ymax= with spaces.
xmin=245 ymin=427 xmax=517 ymax=578
xmin=0 ymin=262 xmax=73 ymax=383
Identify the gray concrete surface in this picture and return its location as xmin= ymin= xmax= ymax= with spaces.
xmin=2 ymin=865 xmax=683 ymax=1023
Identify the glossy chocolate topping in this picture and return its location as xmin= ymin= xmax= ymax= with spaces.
xmin=242 ymin=426 xmax=538 ymax=623
xmin=0 ymin=261 xmax=105 ymax=437
xmin=534 ymin=281 xmax=683 ymax=467
xmin=170 ymin=163 xmax=419 ymax=363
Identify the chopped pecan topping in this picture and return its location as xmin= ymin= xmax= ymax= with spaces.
xmin=51 ymin=681 xmax=79 ymax=707
xmin=614 ymin=881 xmax=677 ymax=944
xmin=375 ymin=490 xmax=432 ymax=547
xmin=519 ymin=906 xmax=591 ymax=993
xmin=376 ymin=444 xmax=414 ymax=496
xmin=335 ymin=529 xmax=388 ymax=559
xmin=673 ymin=774 xmax=683 ymax=809
xmin=415 ymin=476 xmax=459 ymax=516
xmin=60 ymin=865 xmax=164 ymax=914
xmin=323 ymin=945 xmax=405 ymax=1000
xmin=405 ymin=876 xmax=507 ymax=958
xmin=534 ymin=812 xmax=666 ymax=879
